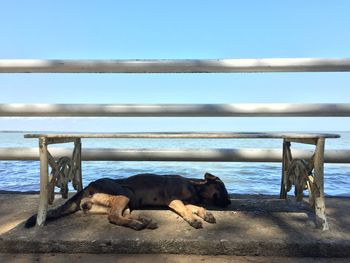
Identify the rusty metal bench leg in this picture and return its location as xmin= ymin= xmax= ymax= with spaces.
xmin=74 ymin=139 xmax=83 ymax=191
xmin=280 ymin=140 xmax=292 ymax=199
xmin=313 ymin=138 xmax=329 ymax=230
xmin=36 ymin=137 xmax=49 ymax=226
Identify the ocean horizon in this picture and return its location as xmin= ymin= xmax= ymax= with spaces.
xmin=1 ymin=131 xmax=349 ymax=197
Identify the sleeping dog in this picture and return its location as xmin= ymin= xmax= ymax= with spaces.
xmin=25 ymin=172 xmax=231 ymax=230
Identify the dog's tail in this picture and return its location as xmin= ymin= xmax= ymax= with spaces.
xmin=24 ymin=188 xmax=87 ymax=228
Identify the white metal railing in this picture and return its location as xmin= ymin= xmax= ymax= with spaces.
xmin=1 ymin=58 xmax=350 ymax=73
xmin=1 ymin=147 xmax=349 ymax=163
xmin=0 ymin=58 xmax=349 ymax=163
xmin=0 ymin=103 xmax=350 ymax=117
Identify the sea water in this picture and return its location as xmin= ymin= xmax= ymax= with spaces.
xmin=0 ymin=132 xmax=349 ymax=196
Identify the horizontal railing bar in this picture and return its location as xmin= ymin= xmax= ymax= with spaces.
xmin=1 ymin=58 xmax=350 ymax=73
xmin=0 ymin=148 xmax=349 ymax=163
xmin=1 ymin=103 xmax=350 ymax=117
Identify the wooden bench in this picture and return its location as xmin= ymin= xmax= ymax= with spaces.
xmin=25 ymin=132 xmax=340 ymax=230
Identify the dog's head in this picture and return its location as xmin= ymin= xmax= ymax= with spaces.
xmin=199 ymin=172 xmax=231 ymax=207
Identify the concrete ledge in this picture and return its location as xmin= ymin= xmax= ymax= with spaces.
xmin=1 ymin=237 xmax=350 ymax=257
xmin=0 ymin=193 xmax=349 ymax=257
xmin=1 ymin=254 xmax=349 ymax=263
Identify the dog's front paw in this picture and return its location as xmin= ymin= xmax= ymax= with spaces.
xmin=188 ymin=219 xmax=203 ymax=229
xmin=204 ymin=212 xmax=216 ymax=224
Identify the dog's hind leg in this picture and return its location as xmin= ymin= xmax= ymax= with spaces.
xmin=107 ymin=195 xmax=150 ymax=230
xmin=81 ymin=195 xmax=131 ymax=216
xmin=168 ymin=200 xmax=203 ymax=229
xmin=83 ymin=193 xmax=157 ymax=230
xmin=185 ymin=204 xmax=216 ymax=224
xmin=81 ymin=197 xmax=109 ymax=214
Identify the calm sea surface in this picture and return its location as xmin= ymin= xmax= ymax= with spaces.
xmin=0 ymin=132 xmax=349 ymax=196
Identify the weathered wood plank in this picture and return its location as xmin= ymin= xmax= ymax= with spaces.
xmin=24 ymin=132 xmax=340 ymax=139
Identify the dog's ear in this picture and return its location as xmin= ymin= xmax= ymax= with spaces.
xmin=204 ymin=172 xmax=218 ymax=181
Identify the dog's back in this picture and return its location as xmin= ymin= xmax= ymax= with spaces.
xmin=114 ymin=173 xmax=202 ymax=208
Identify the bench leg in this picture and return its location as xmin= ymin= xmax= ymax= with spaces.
xmin=313 ymin=138 xmax=329 ymax=230
xmin=280 ymin=140 xmax=291 ymax=199
xmin=74 ymin=139 xmax=83 ymax=191
xmin=36 ymin=137 xmax=49 ymax=226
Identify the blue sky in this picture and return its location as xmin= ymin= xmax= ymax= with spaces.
xmin=0 ymin=1 xmax=349 ymax=132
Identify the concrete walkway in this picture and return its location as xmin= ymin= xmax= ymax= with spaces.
xmin=0 ymin=192 xmax=349 ymax=257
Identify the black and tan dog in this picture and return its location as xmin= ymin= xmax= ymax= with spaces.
xmin=25 ymin=172 xmax=231 ymax=230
